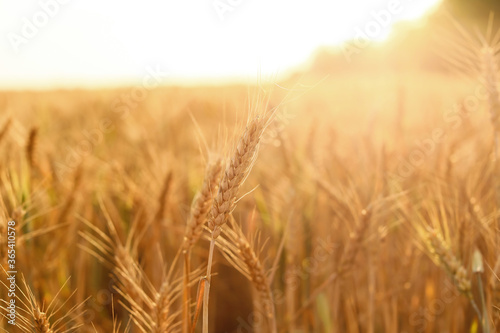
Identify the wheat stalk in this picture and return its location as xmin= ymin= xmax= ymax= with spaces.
xmin=337 ymin=209 xmax=371 ymax=277
xmin=0 ymin=117 xmax=12 ymax=144
xmin=182 ymin=157 xmax=223 ymax=333
xmin=33 ymin=307 xmax=53 ymax=333
xmin=482 ymin=46 xmax=500 ymax=130
xmin=426 ymin=229 xmax=472 ymax=295
xmin=118 ymin=275 xmax=179 ymax=333
xmin=151 ymin=280 xmax=172 ymax=333
xmin=1 ymin=276 xmax=85 ymax=333
xmin=79 ymin=206 xmax=148 ymax=310
xmin=26 ymin=127 xmax=38 ymax=169
xmin=203 ymin=106 xmax=276 ymax=333
xmin=183 ymin=158 xmax=224 ymax=251
xmin=217 ymin=222 xmax=277 ymax=333
xmin=424 ymin=228 xmax=489 ymax=327
xmin=481 ymin=46 xmax=500 ymax=158
xmin=207 ymin=116 xmax=269 ymax=239
xmin=146 ymin=170 xmax=174 ymax=287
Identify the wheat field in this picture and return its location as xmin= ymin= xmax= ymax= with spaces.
xmin=2 ymin=15 xmax=500 ymax=333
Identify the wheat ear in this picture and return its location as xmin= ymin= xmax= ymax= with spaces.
xmin=5 ymin=276 xmax=85 ymax=333
xmin=203 ymin=110 xmax=274 ymax=333
xmin=33 ymin=307 xmax=53 ymax=333
xmin=217 ymin=222 xmax=277 ymax=333
xmin=425 ymin=228 xmax=488 ymax=325
xmin=481 ymin=46 xmax=500 ymax=155
xmin=183 ymin=158 xmax=224 ymax=251
xmin=151 ymin=280 xmax=172 ymax=333
xmin=79 ymin=209 xmax=147 ymax=309
xmin=207 ymin=116 xmax=268 ymax=239
xmin=338 ymin=209 xmax=371 ymax=277
xmin=182 ymin=157 xmax=223 ymax=333
xmin=426 ymin=229 xmax=472 ymax=295
xmin=26 ymin=127 xmax=38 ymax=169
xmin=117 ymin=275 xmax=178 ymax=333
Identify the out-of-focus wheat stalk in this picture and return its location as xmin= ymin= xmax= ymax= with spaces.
xmin=337 ymin=209 xmax=372 ymax=277
xmin=26 ymin=127 xmax=38 ymax=170
xmin=0 ymin=117 xmax=12 ymax=144
xmin=1 ymin=276 xmax=84 ymax=333
xmin=117 ymin=275 xmax=179 ymax=333
xmin=81 ymin=213 xmax=175 ymax=332
xmin=480 ymin=45 xmax=500 ymax=158
xmin=147 ymin=170 xmax=174 ymax=287
xmin=427 ymin=229 xmax=472 ymax=294
xmin=425 ymin=229 xmax=482 ymax=322
xmin=217 ymin=219 xmax=277 ymax=333
xmin=79 ymin=201 xmax=148 ymax=310
xmin=182 ymin=157 xmax=223 ymax=333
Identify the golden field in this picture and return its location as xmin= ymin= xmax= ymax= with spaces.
xmin=1 ymin=64 xmax=500 ymax=333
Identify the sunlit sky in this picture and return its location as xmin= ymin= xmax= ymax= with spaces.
xmin=0 ymin=0 xmax=441 ymax=89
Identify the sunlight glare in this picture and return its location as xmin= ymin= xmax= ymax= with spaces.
xmin=0 ymin=0 xmax=443 ymax=88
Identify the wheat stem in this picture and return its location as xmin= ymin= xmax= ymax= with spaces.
xmin=202 ymin=112 xmax=273 ymax=332
xmin=202 ymin=237 xmax=215 ymax=333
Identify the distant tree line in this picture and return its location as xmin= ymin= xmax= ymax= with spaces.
xmin=444 ymin=0 xmax=500 ymax=20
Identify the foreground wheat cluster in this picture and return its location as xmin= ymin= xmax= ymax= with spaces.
xmin=3 ymin=30 xmax=500 ymax=332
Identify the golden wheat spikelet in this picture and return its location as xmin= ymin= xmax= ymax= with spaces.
xmin=33 ymin=307 xmax=53 ymax=333
xmin=79 ymin=205 xmax=148 ymax=308
xmin=207 ymin=115 xmax=270 ymax=239
xmin=3 ymin=276 xmax=85 ymax=333
xmin=151 ymin=280 xmax=172 ymax=333
xmin=26 ymin=127 xmax=38 ymax=169
xmin=182 ymin=157 xmax=223 ymax=333
xmin=116 ymin=265 xmax=188 ymax=333
xmin=183 ymin=157 xmax=224 ymax=251
xmin=426 ymin=229 xmax=472 ymax=294
xmin=203 ymin=101 xmax=277 ymax=333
